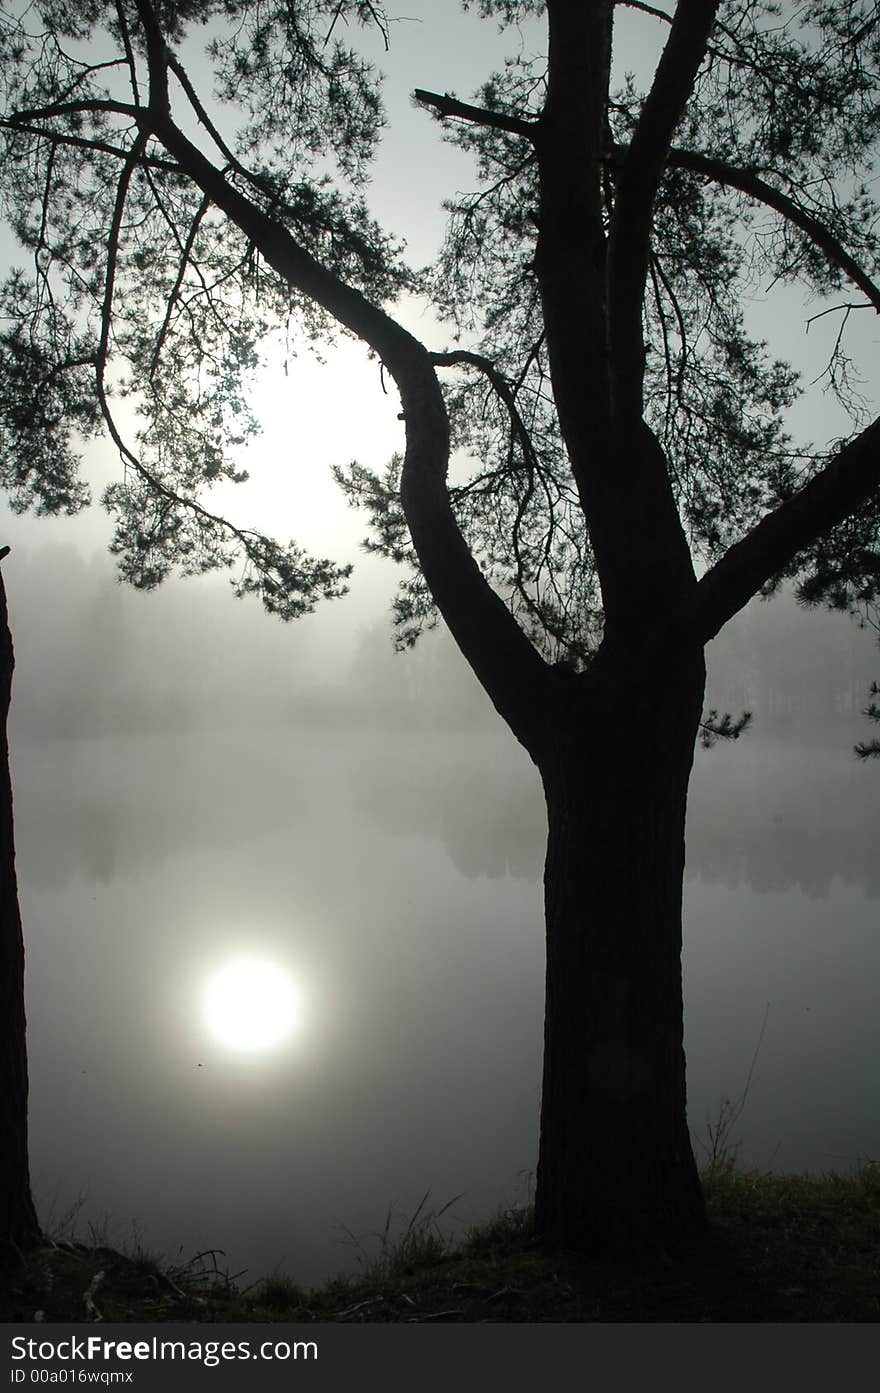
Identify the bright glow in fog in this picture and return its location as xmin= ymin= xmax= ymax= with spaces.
xmin=203 ymin=958 xmax=301 ymax=1053
xmin=203 ymin=338 xmax=404 ymax=558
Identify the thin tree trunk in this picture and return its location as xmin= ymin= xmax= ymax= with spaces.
xmin=534 ymin=652 xmax=707 ymax=1248
xmin=0 ymin=561 xmax=41 ymax=1268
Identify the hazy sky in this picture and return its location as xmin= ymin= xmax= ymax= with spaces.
xmin=0 ymin=1 xmax=878 ymax=1287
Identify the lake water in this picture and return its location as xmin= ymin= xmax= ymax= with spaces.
xmin=4 ymin=545 xmax=876 ymax=1286
xmin=16 ymin=711 xmax=879 ymax=1288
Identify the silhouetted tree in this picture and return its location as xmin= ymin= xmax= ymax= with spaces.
xmin=0 ymin=556 xmax=41 ymax=1265
xmin=0 ymin=0 xmax=878 ymax=1248
xmin=856 ymin=681 xmax=880 ymax=757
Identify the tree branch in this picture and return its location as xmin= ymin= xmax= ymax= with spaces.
xmin=534 ymin=3 xmax=702 ymax=636
xmin=608 ymin=0 xmax=720 ymax=416
xmin=148 ymin=192 xmax=210 ymax=378
xmin=533 ymin=1 xmax=615 ymax=591
xmin=616 ymin=1 xmax=673 ymax=22
xmin=101 ymin=87 xmax=552 ymax=749
xmin=691 ymin=416 xmax=880 ymax=642
xmin=0 ymin=119 xmax=181 ymax=173
xmin=96 ymin=131 xmax=148 ymax=378
xmin=430 ymin=349 xmax=540 ymax=473
xmin=432 ymin=349 xmax=572 ymax=650
xmin=166 ymin=51 xmax=259 ymax=187
xmin=114 ymin=0 xmax=142 ymax=107
xmin=6 ymin=99 xmax=138 ymax=124
xmin=413 ymin=89 xmax=537 ymax=140
xmin=663 ymin=147 xmax=880 ymax=312
xmin=133 ymin=0 xmax=171 ymax=119
xmin=325 ymin=0 xmax=390 ymax=51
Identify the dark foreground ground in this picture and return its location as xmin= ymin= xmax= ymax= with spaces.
xmin=2 ymin=1167 xmax=878 ymax=1322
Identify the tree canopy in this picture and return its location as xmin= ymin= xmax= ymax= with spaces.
xmin=0 ymin=0 xmax=877 ymax=707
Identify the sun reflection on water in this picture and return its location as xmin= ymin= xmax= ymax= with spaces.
xmin=202 ymin=957 xmax=301 ymax=1054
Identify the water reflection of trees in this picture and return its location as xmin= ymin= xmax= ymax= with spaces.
xmin=342 ymin=598 xmax=880 ymax=898
xmin=686 ymin=741 xmax=879 ymax=899
xmin=704 ymin=590 xmax=877 ymax=738
xmin=344 ymin=729 xmax=878 ymax=899
xmin=347 ymin=736 xmax=545 ymax=883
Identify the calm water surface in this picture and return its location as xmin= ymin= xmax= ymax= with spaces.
xmin=18 ymin=716 xmax=879 ymax=1287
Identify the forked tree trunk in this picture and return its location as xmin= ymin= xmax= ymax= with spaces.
xmin=534 ymin=649 xmax=707 ymax=1249
xmin=0 ymin=565 xmax=41 ymax=1267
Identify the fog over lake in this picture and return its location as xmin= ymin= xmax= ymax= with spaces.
xmin=5 ymin=539 xmax=878 ymax=1287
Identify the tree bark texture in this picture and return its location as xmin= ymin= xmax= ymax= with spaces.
xmin=534 ymin=651 xmax=707 ymax=1248
xmin=0 ymin=568 xmax=41 ymax=1267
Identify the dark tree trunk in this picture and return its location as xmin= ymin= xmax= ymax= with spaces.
xmin=0 ymin=565 xmax=41 ymax=1268
xmin=534 ymin=648 xmax=707 ymax=1249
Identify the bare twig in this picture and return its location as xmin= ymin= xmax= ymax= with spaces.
xmin=148 ymin=191 xmax=211 ymax=378
xmin=334 ymin=1295 xmax=386 ymax=1319
xmin=406 ymin=1309 xmax=465 ymax=1322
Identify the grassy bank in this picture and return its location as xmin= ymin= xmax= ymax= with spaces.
xmin=3 ymin=1165 xmax=878 ymax=1322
